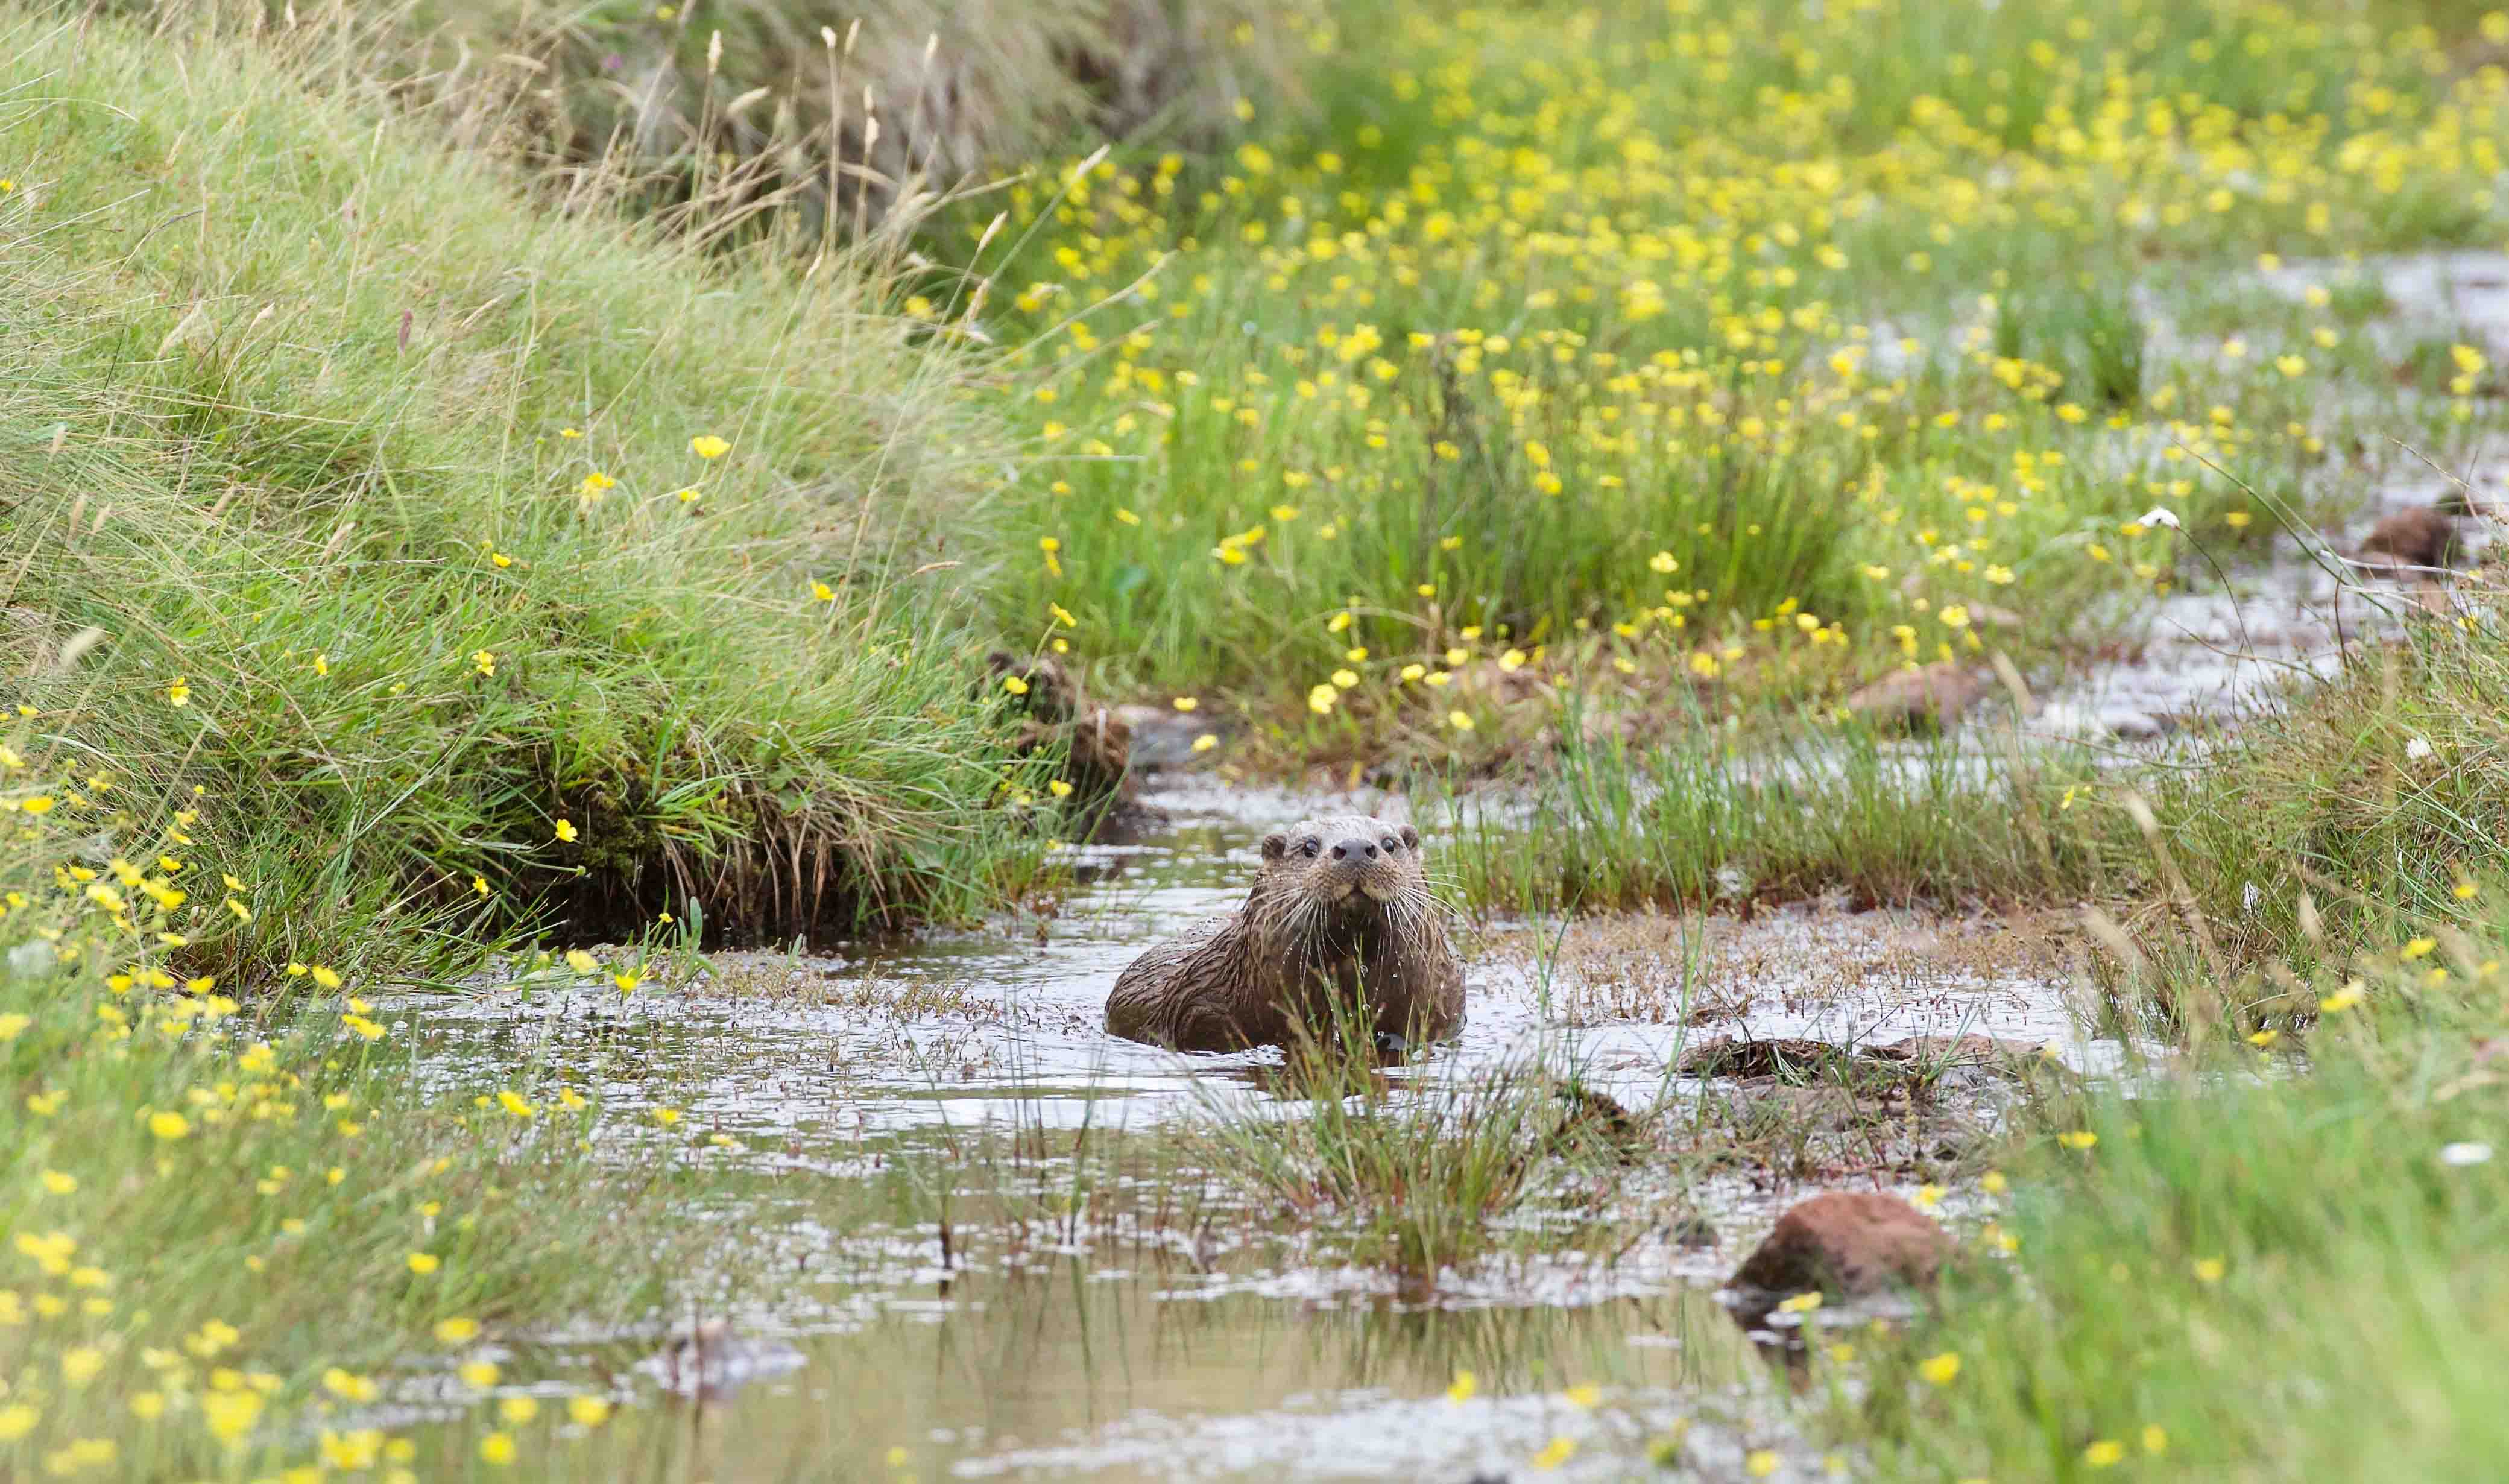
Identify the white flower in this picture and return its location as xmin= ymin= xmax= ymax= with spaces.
xmin=2405 ymin=736 xmax=2435 ymax=762
xmin=2136 ymin=506 xmax=2182 ymax=531
xmin=2440 ymin=1142 xmax=2494 ymax=1167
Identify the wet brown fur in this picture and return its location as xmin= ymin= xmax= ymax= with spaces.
xmin=1104 ymin=815 xmax=1465 ymax=1052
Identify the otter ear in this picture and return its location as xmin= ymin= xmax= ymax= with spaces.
xmin=1260 ymin=831 xmax=1288 ymax=862
xmin=1400 ymin=824 xmax=1421 ymax=851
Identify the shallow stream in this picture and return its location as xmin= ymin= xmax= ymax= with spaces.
xmin=376 ymin=788 xmax=2114 ymax=1480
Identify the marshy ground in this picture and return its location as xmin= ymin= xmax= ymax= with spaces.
xmin=5 ymin=0 xmax=2509 ymax=1478
xmin=362 ymin=788 xmax=2099 ymax=1479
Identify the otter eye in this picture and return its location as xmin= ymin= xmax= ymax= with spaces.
xmin=1381 ymin=836 xmax=1401 ymax=853
xmin=1300 ymin=838 xmax=1320 ymax=859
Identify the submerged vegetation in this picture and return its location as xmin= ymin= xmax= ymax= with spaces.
xmin=3 ymin=0 xmax=2508 ymax=1475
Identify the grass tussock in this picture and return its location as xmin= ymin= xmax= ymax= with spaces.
xmin=1436 ymin=703 xmax=2117 ymax=916
xmin=1189 ymin=1022 xmax=1649 ymax=1276
xmin=2126 ymin=587 xmax=2509 ymax=962
xmin=0 ymin=5 xmax=1058 ymax=976
xmin=1845 ymin=910 xmax=2509 ymax=1481
xmin=365 ymin=0 xmax=1289 ymax=246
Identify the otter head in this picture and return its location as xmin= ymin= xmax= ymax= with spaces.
xmin=1244 ymin=815 xmax=1438 ymax=956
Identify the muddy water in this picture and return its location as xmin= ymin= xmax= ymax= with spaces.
xmin=386 ymin=789 xmax=2103 ymax=1480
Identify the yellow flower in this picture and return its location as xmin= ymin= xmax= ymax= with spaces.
xmin=812 ymin=581 xmax=837 ymax=603
xmin=1981 ymin=1170 xmax=2008 ymax=1195
xmin=1049 ymin=780 xmax=1075 ymax=799
xmin=2084 ymin=1439 xmax=2125 ymax=1468
xmin=2318 ymin=983 xmax=2364 ymax=1014
xmin=149 ymin=1110 xmax=189 ymax=1140
xmin=689 ymin=434 xmax=731 ymax=459
xmin=1447 ymin=710 xmax=1475 ymax=732
xmin=2400 ymin=937 xmax=2437 ymax=960
xmin=460 ymin=1360 xmax=500 ymax=1389
xmin=1776 ymin=1292 xmax=1822 ymax=1314
xmin=407 ymin=1252 xmax=440 ymax=1275
xmin=1173 ymin=696 xmax=1198 ymax=712
xmin=498 ymin=1090 xmax=535 ymax=1119
xmin=1002 ymin=675 xmax=1030 ymax=696
xmin=653 ymin=1107 xmax=682 ymax=1126
xmin=1530 ymin=1436 xmax=1576 ymax=1470
xmin=1649 ymin=551 xmax=1679 ymax=573
xmin=61 ymin=1345 xmax=104 ymax=1383
xmin=1445 ymin=1369 xmax=1477 ymax=1402
xmin=1746 ymin=1450 xmax=1778 ymax=1477
xmin=481 ymin=1432 xmax=517 ymax=1466
xmin=2143 ymin=1425 xmax=2169 ymax=1455
xmin=472 ymin=650 xmax=497 ymax=677
xmin=435 ymin=1317 xmax=481 ymax=1343
xmin=500 ymin=1396 xmax=540 ymax=1424
xmin=1191 ymin=734 xmax=1217 ymax=753
xmin=554 ymin=819 xmax=579 ymax=843
xmin=201 ymin=1389 xmax=262 ymax=1442
xmin=2056 ymin=1130 xmax=2098 ymax=1150
xmin=1563 ymin=1383 xmax=1601 ymax=1407
xmin=166 ymin=677 xmax=192 ymax=707
xmin=322 ymin=1368 xmax=379 ymax=1402
xmin=2246 ymin=1028 xmax=2279 ymax=1048
xmin=569 ymin=1395 xmax=613 ymax=1426
xmin=1913 ymin=1183 xmax=1944 ymax=1209
xmin=473 ymin=875 xmax=491 ymax=897
xmin=1917 ymin=1351 xmax=1961 ymax=1385
xmin=40 ymin=1170 xmax=75 ymax=1193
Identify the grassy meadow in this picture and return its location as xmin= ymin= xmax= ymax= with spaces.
xmin=1 ymin=0 xmax=2507 ymax=1476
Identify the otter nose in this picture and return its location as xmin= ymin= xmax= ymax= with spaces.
xmin=1329 ymin=837 xmax=1379 ymax=864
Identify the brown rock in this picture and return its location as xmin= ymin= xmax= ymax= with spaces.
xmin=2358 ymin=505 xmax=2462 ymax=573
xmin=1842 ymin=662 xmax=1986 ymax=733
xmin=1730 ymin=1192 xmax=1949 ymax=1297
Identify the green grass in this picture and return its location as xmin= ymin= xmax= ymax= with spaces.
xmin=0 ymin=3 xmax=1062 ymax=980
xmin=1183 ymin=1025 xmax=1644 ymax=1276
xmin=1431 ymin=698 xmax=2121 ymax=915
xmin=1842 ymin=914 xmax=2509 ymax=1480
xmin=0 ymin=786 xmax=746 ymax=1477
xmin=2127 ymin=604 xmax=2509 ymax=965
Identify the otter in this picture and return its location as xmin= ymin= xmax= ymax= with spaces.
xmin=1103 ymin=815 xmax=1464 ymax=1053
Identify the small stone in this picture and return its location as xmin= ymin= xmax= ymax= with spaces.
xmin=1730 ymin=1192 xmax=1950 ymax=1297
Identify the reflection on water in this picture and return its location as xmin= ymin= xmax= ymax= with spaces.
xmin=473 ymin=1254 xmax=1788 ymax=1482
xmin=380 ymin=787 xmax=2097 ymax=1479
